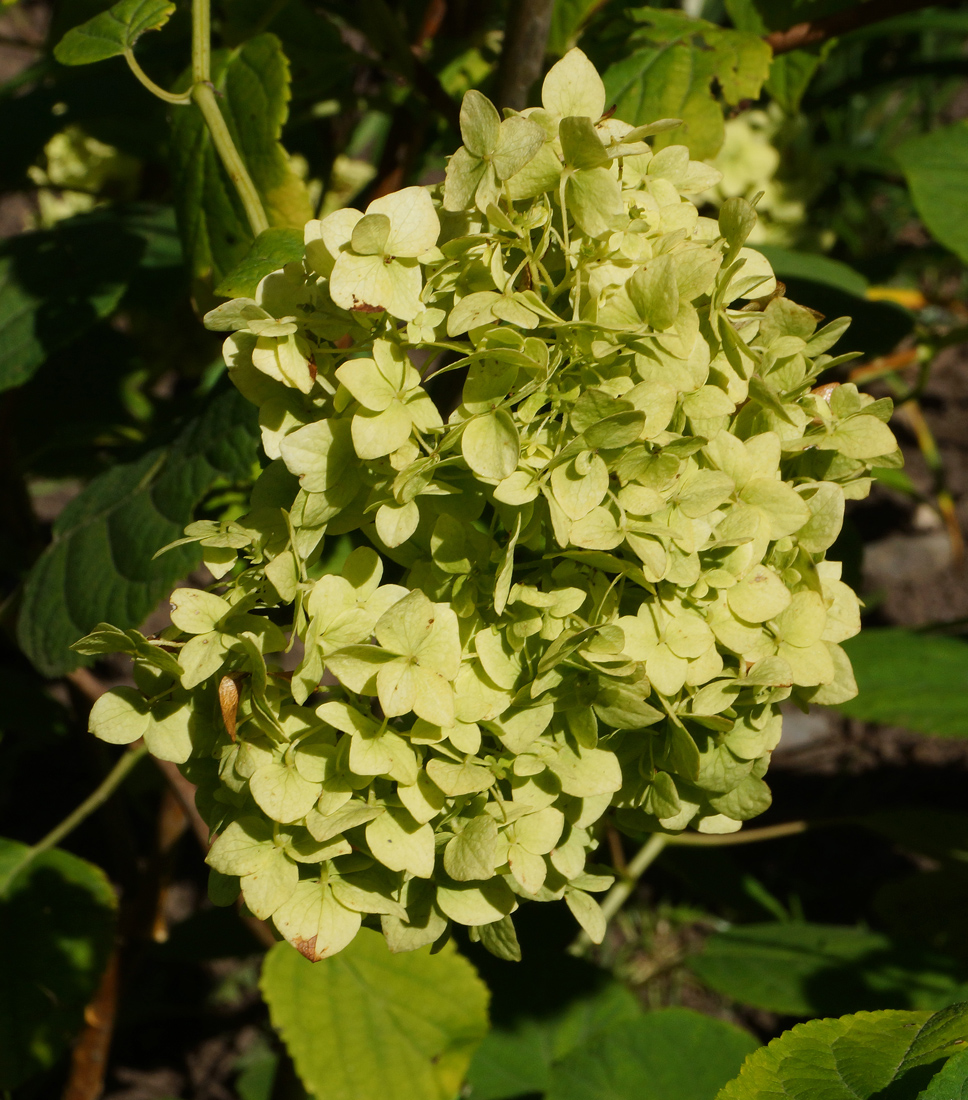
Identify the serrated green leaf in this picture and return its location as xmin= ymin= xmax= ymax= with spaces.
xmin=690 ymin=922 xmax=968 ymax=1017
xmin=18 ymin=387 xmax=259 ymax=677
xmin=214 ymin=227 xmax=305 ymax=298
xmin=261 ymin=931 xmax=489 ymax=1100
xmin=0 ymin=838 xmax=117 ymax=1089
xmin=467 ymin=977 xmax=641 ymax=1100
xmin=716 ymin=1004 xmax=968 ymax=1100
xmin=53 ymin=0 xmax=174 ymax=65
xmin=170 ymin=33 xmax=313 ymax=286
xmin=601 ymin=11 xmax=770 ymax=159
xmin=547 ymin=1007 xmax=758 ymax=1100
xmin=0 ymin=207 xmax=163 ymax=393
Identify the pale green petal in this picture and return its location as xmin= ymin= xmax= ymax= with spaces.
xmin=368 ymin=185 xmax=440 ymax=257
xmin=541 ymin=47 xmax=606 ymax=120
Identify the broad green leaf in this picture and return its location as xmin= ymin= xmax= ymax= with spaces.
xmin=260 ymin=931 xmax=489 ymax=1100
xmin=0 ymin=838 xmax=117 ymax=1089
xmin=547 ymin=1007 xmax=758 ymax=1100
xmin=753 ymin=246 xmax=869 ymax=297
xmin=170 ymin=34 xmax=313 ymax=286
xmin=214 ymin=227 xmax=305 ymax=298
xmin=467 ymin=978 xmax=641 ymax=1100
xmin=897 ymin=121 xmax=968 ymax=263
xmin=602 ymin=10 xmax=770 ymax=160
xmin=53 ymin=0 xmax=174 ymax=65
xmin=548 ymin=0 xmax=604 ymax=55
xmin=836 ymin=630 xmax=968 ymax=737
xmin=0 ymin=207 xmax=159 ymax=393
xmin=18 ymin=387 xmax=259 ymax=677
xmin=920 ymin=1047 xmax=968 ymax=1100
xmin=690 ymin=922 xmax=968 ymax=1017
xmin=716 ymin=1003 xmax=968 ymax=1100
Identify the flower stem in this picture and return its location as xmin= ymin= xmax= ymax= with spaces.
xmin=569 ymin=832 xmax=669 ymax=954
xmin=0 ymin=744 xmax=148 ymax=896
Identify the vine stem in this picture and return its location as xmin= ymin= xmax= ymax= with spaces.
xmin=0 ymin=744 xmax=148 ymax=896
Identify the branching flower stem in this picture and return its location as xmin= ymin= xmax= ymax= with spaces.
xmin=0 ymin=744 xmax=148 ymax=897
xmin=570 ymin=819 xmax=810 ymax=953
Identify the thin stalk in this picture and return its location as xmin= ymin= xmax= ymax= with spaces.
xmin=0 ymin=745 xmax=148 ymax=896
xmin=667 ymin=820 xmax=808 ymax=846
xmin=570 ymin=833 xmax=669 ymax=954
xmin=192 ymin=82 xmax=269 ymax=237
xmin=124 ymin=50 xmax=192 ymax=105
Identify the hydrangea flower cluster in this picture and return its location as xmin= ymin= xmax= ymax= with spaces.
xmin=79 ymin=50 xmax=899 ymax=962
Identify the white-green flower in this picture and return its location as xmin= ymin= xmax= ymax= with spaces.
xmin=320 ymin=186 xmax=440 ymax=321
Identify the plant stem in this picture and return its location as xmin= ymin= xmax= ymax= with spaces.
xmin=192 ymin=0 xmax=211 ymax=84
xmin=667 ymin=820 xmax=808 ymax=846
xmin=0 ymin=744 xmax=148 ymax=896
xmin=192 ymin=82 xmax=269 ymax=237
xmin=123 ymin=50 xmax=192 ymax=105
xmin=188 ymin=0 xmax=268 ymax=237
xmin=570 ymin=832 xmax=669 ymax=954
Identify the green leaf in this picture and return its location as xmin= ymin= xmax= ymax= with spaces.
xmin=18 ymin=387 xmax=259 ymax=677
xmin=53 ymin=0 xmax=174 ymax=65
xmin=765 ymin=50 xmax=821 ymax=113
xmin=546 ymin=1007 xmax=758 ymax=1100
xmin=467 ymin=978 xmax=641 ymax=1100
xmin=897 ymin=121 xmax=968 ymax=264
xmin=835 ymin=630 xmax=968 ymax=737
xmin=214 ymin=227 xmax=306 ymax=298
xmin=0 ymin=207 xmax=157 ymax=393
xmin=716 ymin=1003 xmax=968 ymax=1100
xmin=690 ymin=922 xmax=968 ymax=1017
xmin=260 ymin=930 xmax=490 ymax=1100
xmin=601 ymin=11 xmax=771 ymax=159
xmin=169 ymin=33 xmax=313 ymax=286
xmin=548 ymin=0 xmax=603 ymax=55
xmin=0 ymin=838 xmax=117 ymax=1089
xmin=753 ymin=246 xmax=869 ymax=297
xmin=919 ymin=1046 xmax=968 ymax=1100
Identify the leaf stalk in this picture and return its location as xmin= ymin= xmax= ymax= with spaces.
xmin=0 ymin=744 xmax=147 ymax=897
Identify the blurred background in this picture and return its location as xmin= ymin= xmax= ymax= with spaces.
xmin=4 ymin=1 xmax=968 ymax=1098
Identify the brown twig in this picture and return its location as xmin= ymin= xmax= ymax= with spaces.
xmin=766 ymin=0 xmax=950 ymax=55
xmin=62 ymin=950 xmax=120 ymax=1100
xmin=495 ymin=0 xmax=554 ymax=111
